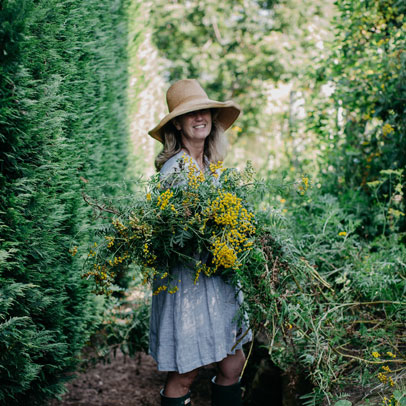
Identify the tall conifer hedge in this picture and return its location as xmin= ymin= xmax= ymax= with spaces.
xmin=0 ymin=0 xmax=138 ymax=403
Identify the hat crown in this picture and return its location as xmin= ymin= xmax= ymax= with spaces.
xmin=166 ymin=79 xmax=209 ymax=112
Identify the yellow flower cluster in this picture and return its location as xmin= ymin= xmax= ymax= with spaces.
xmin=211 ymin=191 xmax=242 ymax=226
xmin=112 ymin=218 xmax=127 ymax=235
xmin=108 ymin=253 xmax=129 ymax=267
xmin=152 ymin=284 xmax=179 ymax=295
xmin=388 ymin=207 xmax=405 ymax=218
xmin=93 ymin=264 xmax=108 ymax=280
xmin=203 ymin=190 xmax=256 ymax=276
xmin=157 ymin=189 xmax=174 ymax=210
xmin=152 ymin=275 xmax=180 ymax=295
xmin=83 ymin=263 xmax=113 ymax=284
xmin=383 ymin=123 xmax=394 ymax=137
xmin=372 ymin=351 xmax=397 ymax=359
xmin=298 ymin=176 xmax=310 ymax=195
xmin=168 ymin=286 xmax=178 ymax=294
xmin=85 ymin=244 xmax=98 ymax=259
xmin=211 ymin=191 xmax=255 ymax=234
xmin=209 ymin=161 xmax=225 ymax=179
xmin=194 ymin=265 xmax=202 ymax=284
xmin=194 ymin=263 xmax=215 ymax=284
xmin=211 ymin=238 xmax=239 ymax=269
xmin=382 ymin=396 xmax=399 ymax=406
xmin=82 ymin=257 xmax=119 ymax=295
xmin=183 ymin=191 xmax=200 ymax=208
xmin=153 ymin=285 xmax=167 ymax=295
xmin=143 ymin=243 xmax=156 ymax=265
xmin=105 ymin=236 xmax=115 ymax=248
xmin=183 ymin=154 xmax=205 ymax=189
xmin=141 ymin=266 xmax=157 ymax=285
xmin=378 ymin=364 xmax=395 ymax=388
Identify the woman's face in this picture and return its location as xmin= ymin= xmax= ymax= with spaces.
xmin=173 ymin=109 xmax=212 ymax=143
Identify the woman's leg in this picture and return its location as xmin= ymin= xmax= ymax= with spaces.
xmin=211 ymin=350 xmax=245 ymax=406
xmin=164 ymin=368 xmax=199 ymax=398
xmin=216 ymin=349 xmax=245 ymax=385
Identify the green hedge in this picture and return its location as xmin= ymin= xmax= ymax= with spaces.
xmin=0 ymin=0 xmax=138 ymax=403
xmin=305 ymin=0 xmax=406 ymax=236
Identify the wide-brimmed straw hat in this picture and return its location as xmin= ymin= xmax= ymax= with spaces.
xmin=148 ymin=79 xmax=241 ymax=143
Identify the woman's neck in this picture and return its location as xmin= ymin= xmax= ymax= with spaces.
xmin=181 ymin=141 xmax=205 ymax=170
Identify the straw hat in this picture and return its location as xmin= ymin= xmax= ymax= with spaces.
xmin=148 ymin=79 xmax=241 ymax=143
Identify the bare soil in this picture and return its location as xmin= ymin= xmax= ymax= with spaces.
xmin=50 ymin=351 xmax=216 ymax=406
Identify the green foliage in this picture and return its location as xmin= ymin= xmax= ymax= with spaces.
xmin=2 ymin=0 xmax=401 ymax=403
xmin=0 ymin=0 xmax=141 ymax=403
xmin=305 ymin=0 xmax=406 ymax=235
xmin=261 ymin=1 xmax=406 ymax=401
xmin=85 ymin=287 xmax=150 ymax=363
xmin=239 ymin=181 xmax=406 ymax=403
xmin=83 ymin=158 xmax=258 ymax=295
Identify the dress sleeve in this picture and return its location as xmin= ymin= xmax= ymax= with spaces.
xmin=159 ymin=154 xmax=187 ymax=188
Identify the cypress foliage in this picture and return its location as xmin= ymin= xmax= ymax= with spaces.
xmin=0 ymin=0 xmax=136 ymax=403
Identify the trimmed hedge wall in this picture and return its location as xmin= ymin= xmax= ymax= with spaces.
xmin=0 ymin=0 xmax=137 ymax=403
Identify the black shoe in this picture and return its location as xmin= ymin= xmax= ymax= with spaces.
xmin=160 ymin=388 xmax=191 ymax=405
xmin=211 ymin=376 xmax=242 ymax=406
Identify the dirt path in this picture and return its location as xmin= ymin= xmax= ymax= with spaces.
xmin=51 ymin=351 xmax=216 ymax=406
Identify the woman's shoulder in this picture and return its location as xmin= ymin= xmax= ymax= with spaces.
xmin=160 ymin=151 xmax=185 ymax=176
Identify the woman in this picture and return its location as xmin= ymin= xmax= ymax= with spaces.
xmin=148 ymin=79 xmax=251 ymax=406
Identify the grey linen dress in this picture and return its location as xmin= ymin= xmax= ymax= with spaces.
xmin=149 ymin=151 xmax=252 ymax=374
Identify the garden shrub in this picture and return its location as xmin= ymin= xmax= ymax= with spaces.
xmin=245 ymin=182 xmax=406 ymax=404
xmin=0 ymin=0 xmax=140 ymax=403
xmin=305 ymin=0 xmax=406 ymax=236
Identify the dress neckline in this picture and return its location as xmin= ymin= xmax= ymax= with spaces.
xmin=179 ymin=150 xmax=208 ymax=172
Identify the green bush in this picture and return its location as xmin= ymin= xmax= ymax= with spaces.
xmin=305 ymin=0 xmax=406 ymax=236
xmin=239 ymin=180 xmax=406 ymax=404
xmin=0 ymin=0 xmax=139 ymax=403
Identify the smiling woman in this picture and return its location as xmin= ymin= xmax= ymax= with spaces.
xmin=151 ymin=79 xmax=240 ymax=173
xmin=147 ymin=79 xmax=251 ymax=406
xmin=174 ymin=109 xmax=212 ymax=141
xmin=172 ymin=109 xmax=212 ymax=169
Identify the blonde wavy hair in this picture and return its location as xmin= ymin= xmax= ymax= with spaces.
xmin=154 ymin=109 xmax=227 ymax=172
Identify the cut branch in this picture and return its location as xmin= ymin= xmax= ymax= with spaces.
xmin=82 ymin=192 xmax=119 ymax=215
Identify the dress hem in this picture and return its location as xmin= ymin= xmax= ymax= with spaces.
xmin=148 ymin=333 xmax=252 ymax=374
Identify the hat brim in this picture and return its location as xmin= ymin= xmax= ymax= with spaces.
xmin=148 ymin=99 xmax=241 ymax=143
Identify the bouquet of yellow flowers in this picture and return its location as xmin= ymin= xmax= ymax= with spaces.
xmin=83 ymin=155 xmax=258 ymax=295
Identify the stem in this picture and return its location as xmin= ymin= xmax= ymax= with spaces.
xmin=331 ymin=347 xmax=406 ymax=364
xmin=231 ymin=324 xmax=254 ymax=352
xmin=82 ymin=192 xmax=119 ymax=215
xmin=240 ymin=333 xmax=255 ymax=379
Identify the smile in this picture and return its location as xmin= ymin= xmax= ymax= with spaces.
xmin=193 ymin=124 xmax=206 ymax=129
